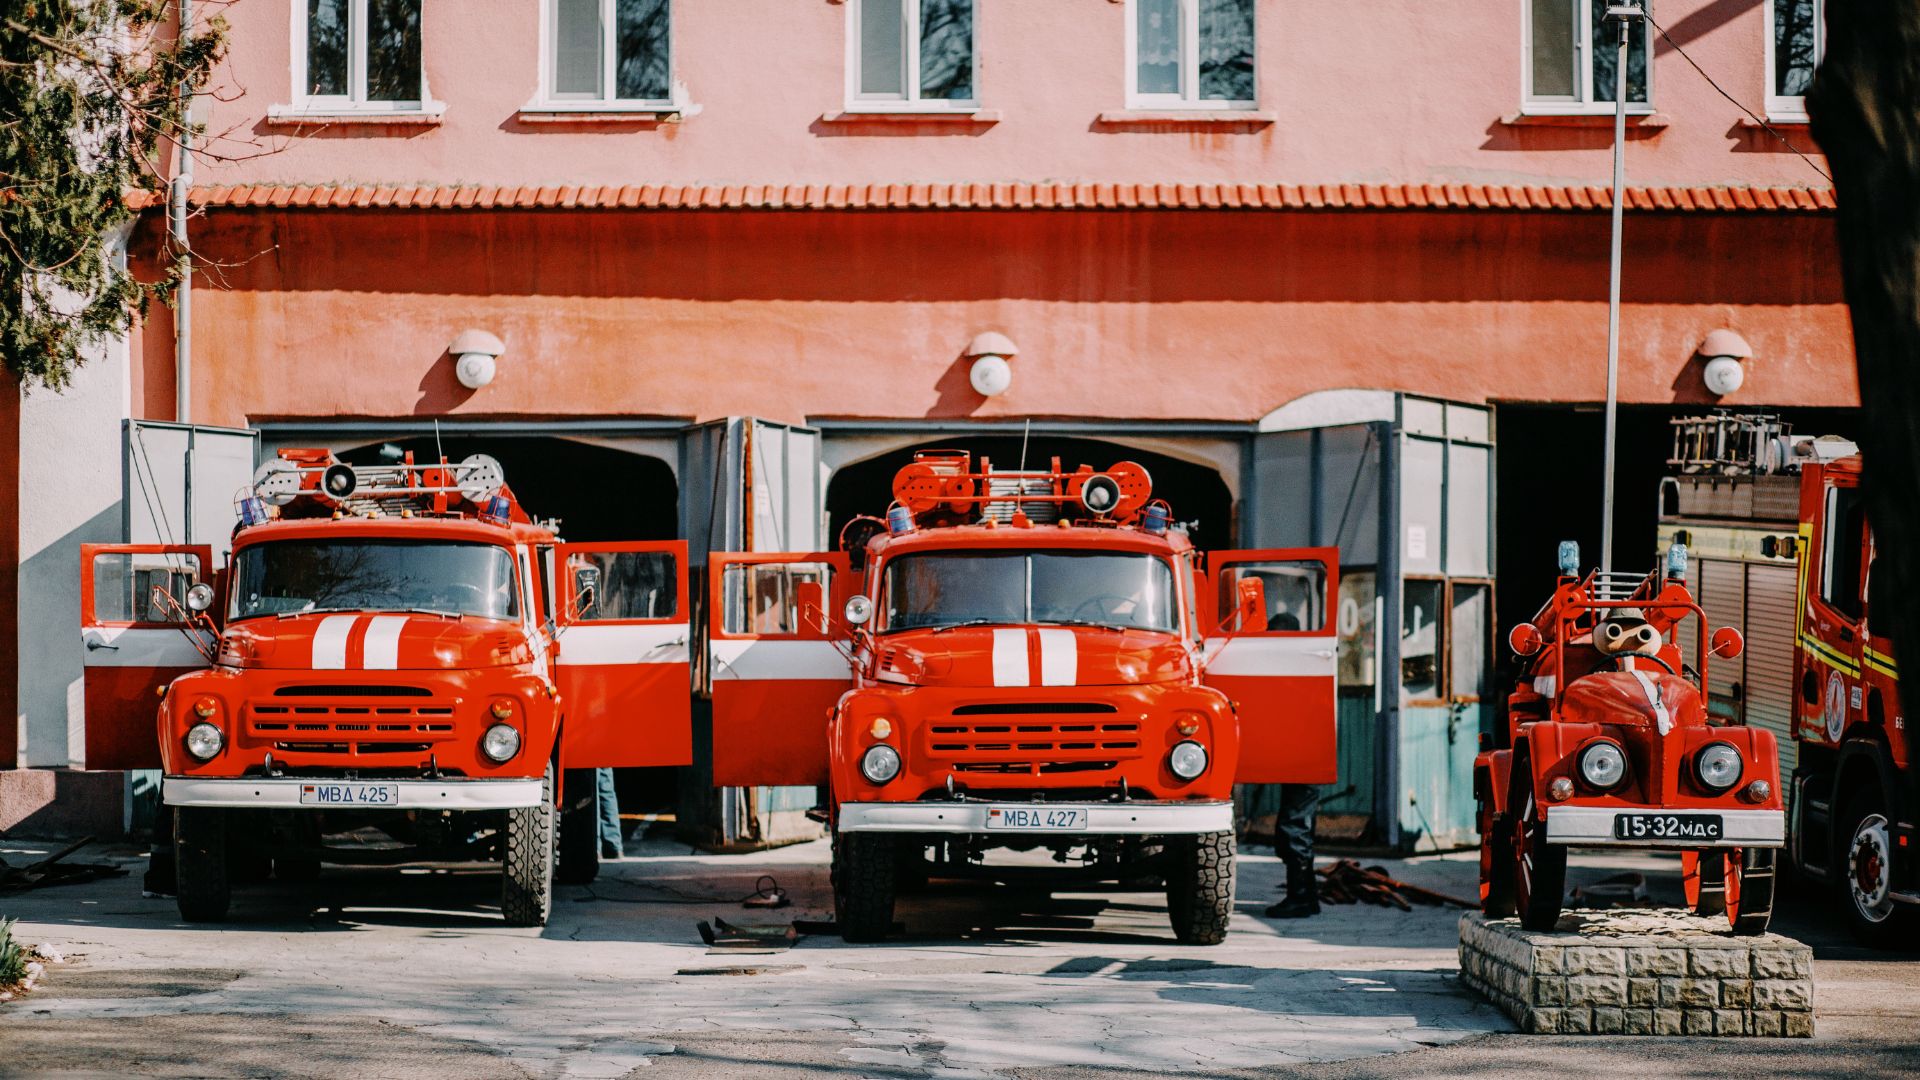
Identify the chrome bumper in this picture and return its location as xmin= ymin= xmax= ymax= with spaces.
xmin=836 ymin=800 xmax=1234 ymax=835
xmin=1544 ymin=806 xmax=1786 ymax=847
xmin=162 ymin=777 xmax=546 ymax=810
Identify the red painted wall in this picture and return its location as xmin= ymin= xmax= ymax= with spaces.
xmin=143 ymin=207 xmax=1855 ymax=429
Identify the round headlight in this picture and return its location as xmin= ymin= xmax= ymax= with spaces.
xmin=860 ymin=744 xmax=902 ymax=785
xmin=1696 ymin=742 xmax=1743 ymax=792
xmin=1168 ymin=740 xmax=1209 ymax=781
xmin=1577 ymin=741 xmax=1627 ymax=790
xmin=184 ymin=722 xmax=224 ymax=761
xmin=481 ymin=723 xmax=521 ymax=763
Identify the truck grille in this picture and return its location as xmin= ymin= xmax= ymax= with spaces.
xmin=246 ymin=687 xmax=459 ymax=755
xmin=925 ymin=705 xmax=1142 ymax=776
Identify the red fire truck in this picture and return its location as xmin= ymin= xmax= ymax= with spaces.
xmin=1785 ymin=450 xmax=1917 ymax=945
xmin=705 ymin=451 xmax=1337 ymax=943
xmin=79 ymin=449 xmax=690 ymax=926
xmin=1475 ymin=547 xmax=1783 ymax=933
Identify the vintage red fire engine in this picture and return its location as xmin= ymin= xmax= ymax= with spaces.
xmin=1475 ymin=545 xmax=1784 ymax=933
xmin=706 ymin=451 xmax=1338 ymax=943
xmin=79 ymin=449 xmax=690 ymax=925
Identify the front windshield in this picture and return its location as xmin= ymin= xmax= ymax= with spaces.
xmin=229 ymin=539 xmax=520 ymax=621
xmin=883 ymin=551 xmax=1177 ymax=632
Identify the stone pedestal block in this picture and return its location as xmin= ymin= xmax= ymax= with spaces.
xmin=1459 ymin=910 xmax=1813 ymax=1037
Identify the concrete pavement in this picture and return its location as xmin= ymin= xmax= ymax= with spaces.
xmin=0 ymin=837 xmax=1914 ymax=1078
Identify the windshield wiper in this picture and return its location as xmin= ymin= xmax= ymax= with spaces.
xmin=277 ymin=606 xmax=356 ymax=619
xmin=1036 ymin=619 xmax=1128 ymax=632
xmin=929 ymin=619 xmax=1012 ymax=634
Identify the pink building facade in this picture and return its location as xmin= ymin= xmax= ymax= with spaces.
xmin=9 ymin=1 xmax=1853 ymax=848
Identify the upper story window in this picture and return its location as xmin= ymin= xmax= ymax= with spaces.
xmin=298 ymin=0 xmax=425 ymax=111
xmin=549 ymin=0 xmax=673 ymax=106
xmin=849 ymin=0 xmax=977 ymax=109
xmin=1524 ymin=0 xmax=1651 ymax=115
xmin=1766 ymin=0 xmax=1823 ymax=121
xmin=1127 ymin=0 xmax=1256 ymax=109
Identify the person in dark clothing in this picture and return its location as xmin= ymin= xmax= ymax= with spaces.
xmin=1265 ymin=783 xmax=1320 ymax=918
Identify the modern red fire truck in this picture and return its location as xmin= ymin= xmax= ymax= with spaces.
xmin=1653 ymin=415 xmax=1915 ymax=945
xmin=1782 ymin=449 xmax=1917 ymax=944
xmin=79 ymin=449 xmax=690 ymax=926
xmin=705 ymin=451 xmax=1337 ymax=943
xmin=1475 ymin=546 xmax=1783 ymax=933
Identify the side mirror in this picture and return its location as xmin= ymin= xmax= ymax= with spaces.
xmin=1229 ymin=577 xmax=1268 ymax=634
xmin=843 ymin=594 xmax=873 ymax=627
xmin=1509 ymin=622 xmax=1544 ymax=657
xmin=1710 ymin=626 xmax=1745 ymax=660
xmin=795 ymin=581 xmax=827 ymax=635
xmin=572 ymin=565 xmax=600 ymax=616
xmin=185 ymin=583 xmax=215 ymax=613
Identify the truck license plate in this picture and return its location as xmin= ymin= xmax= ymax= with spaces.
xmin=985 ymin=806 xmax=1088 ymax=831
xmin=1613 ymin=812 xmax=1722 ymax=841
xmin=299 ymin=782 xmax=400 ymax=807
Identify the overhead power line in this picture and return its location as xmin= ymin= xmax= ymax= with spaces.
xmin=1646 ymin=13 xmax=1832 ymax=184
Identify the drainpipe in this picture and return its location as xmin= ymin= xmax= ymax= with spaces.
xmin=1377 ymin=409 xmax=1404 ymax=850
xmin=171 ymin=0 xmax=194 ymax=424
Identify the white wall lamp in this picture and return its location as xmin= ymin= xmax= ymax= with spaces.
xmin=449 ymin=329 xmax=506 ymax=390
xmin=966 ymin=330 xmax=1017 ymax=397
xmin=1698 ymin=328 xmax=1752 ymax=397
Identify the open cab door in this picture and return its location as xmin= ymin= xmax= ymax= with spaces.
xmin=553 ymin=541 xmax=693 ymax=767
xmin=79 ymin=544 xmax=216 ymax=769
xmin=708 ymin=552 xmax=853 ymax=786
xmin=1202 ymin=548 xmax=1339 ymax=783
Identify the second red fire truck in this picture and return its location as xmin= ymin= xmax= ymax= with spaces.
xmin=80 ymin=449 xmax=691 ymax=926
xmin=705 ymin=451 xmax=1338 ymax=943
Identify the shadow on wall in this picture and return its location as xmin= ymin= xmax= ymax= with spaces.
xmin=178 ymin=209 xmax=1846 ymax=307
xmin=18 ymin=502 xmax=122 ymax=769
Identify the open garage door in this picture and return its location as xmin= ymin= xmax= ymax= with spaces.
xmin=680 ymin=418 xmax=828 ymax=845
xmin=124 ymin=421 xmax=259 ymax=558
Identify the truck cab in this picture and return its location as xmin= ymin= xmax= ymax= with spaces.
xmin=707 ymin=451 xmax=1337 ymax=942
xmin=80 ymin=449 xmax=691 ymax=926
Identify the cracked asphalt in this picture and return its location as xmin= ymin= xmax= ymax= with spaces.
xmin=1 ymin=838 xmax=1915 ymax=1078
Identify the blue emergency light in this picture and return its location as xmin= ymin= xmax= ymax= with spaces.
xmin=1557 ymin=540 xmax=1580 ymax=577
xmin=886 ymin=506 xmax=915 ymax=535
xmin=237 ymin=487 xmax=270 ymax=527
xmin=482 ymin=494 xmax=512 ymax=525
xmin=1142 ymin=503 xmax=1170 ymax=535
xmin=1666 ymin=542 xmax=1689 ymax=580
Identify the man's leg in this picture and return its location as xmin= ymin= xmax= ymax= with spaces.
xmin=1265 ymin=784 xmax=1320 ymax=918
xmin=596 ymin=767 xmax=624 ymax=860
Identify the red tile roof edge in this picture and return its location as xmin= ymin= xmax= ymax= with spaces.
xmin=125 ymin=182 xmax=1838 ymax=213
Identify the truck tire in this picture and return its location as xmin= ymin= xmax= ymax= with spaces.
xmin=1684 ymin=849 xmax=1727 ymax=917
xmin=1838 ymin=783 xmax=1919 ymax=948
xmin=1725 ymin=847 xmax=1777 ymax=936
xmin=832 ymin=832 xmax=897 ymax=943
xmin=1510 ymin=772 xmax=1566 ymax=932
xmin=1165 ymin=830 xmax=1235 ymax=945
xmin=556 ymin=768 xmax=601 ymax=886
xmin=501 ymin=764 xmax=557 ymax=927
xmin=175 ymin=807 xmax=232 ymax=922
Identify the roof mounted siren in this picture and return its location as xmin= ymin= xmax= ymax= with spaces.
xmin=239 ymin=449 xmax=521 ymax=523
xmin=887 ymin=451 xmax=1156 ymax=529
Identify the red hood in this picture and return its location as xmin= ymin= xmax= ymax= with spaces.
xmin=870 ymin=625 xmax=1193 ymax=688
xmin=218 ymin=612 xmax=532 ymax=671
xmin=1559 ymin=670 xmax=1706 ymax=730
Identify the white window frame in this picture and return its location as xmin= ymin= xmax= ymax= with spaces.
xmin=279 ymin=0 xmax=439 ymax=118
xmin=531 ymin=0 xmax=681 ymax=112
xmin=845 ymin=0 xmax=982 ymax=113
xmin=1763 ymin=0 xmax=1823 ymax=123
xmin=1124 ymin=0 xmax=1258 ymax=112
xmin=1519 ymin=0 xmax=1654 ymax=117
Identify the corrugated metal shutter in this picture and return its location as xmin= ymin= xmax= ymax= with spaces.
xmin=1700 ymin=558 xmax=1746 ymax=719
xmin=1745 ymin=563 xmax=1800 ymax=783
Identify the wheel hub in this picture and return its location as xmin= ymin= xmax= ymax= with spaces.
xmin=1850 ymin=813 xmax=1893 ymax=920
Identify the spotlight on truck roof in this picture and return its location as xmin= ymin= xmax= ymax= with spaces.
xmin=1080 ymin=474 xmax=1122 ymax=516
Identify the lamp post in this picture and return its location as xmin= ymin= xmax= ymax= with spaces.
xmin=1599 ymin=3 xmax=1644 ymax=574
